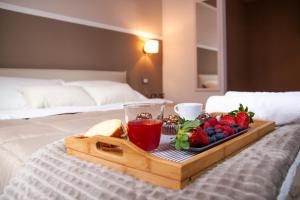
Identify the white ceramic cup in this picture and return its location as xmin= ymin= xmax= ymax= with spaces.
xmin=174 ymin=103 xmax=203 ymax=120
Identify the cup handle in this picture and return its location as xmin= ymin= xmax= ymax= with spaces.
xmin=174 ymin=104 xmax=179 ymax=114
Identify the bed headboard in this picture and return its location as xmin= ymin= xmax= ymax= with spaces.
xmin=0 ymin=68 xmax=127 ymax=83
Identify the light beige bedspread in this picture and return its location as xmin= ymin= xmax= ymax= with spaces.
xmin=0 ymin=108 xmax=300 ymax=199
xmin=0 ymin=106 xmax=174 ymax=193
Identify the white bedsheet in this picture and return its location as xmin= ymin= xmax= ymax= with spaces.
xmin=0 ymin=99 xmax=171 ymax=120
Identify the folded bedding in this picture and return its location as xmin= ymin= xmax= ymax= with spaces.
xmin=0 ymin=109 xmax=299 ymax=199
xmin=225 ymin=91 xmax=300 ymax=97
xmin=206 ymin=94 xmax=300 ymax=125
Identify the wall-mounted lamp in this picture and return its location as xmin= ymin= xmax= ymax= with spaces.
xmin=144 ymin=40 xmax=159 ymax=54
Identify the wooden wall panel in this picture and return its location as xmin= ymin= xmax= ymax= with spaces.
xmin=226 ymin=0 xmax=300 ymax=91
xmin=226 ymin=0 xmax=250 ymax=90
xmin=0 ymin=9 xmax=162 ymax=95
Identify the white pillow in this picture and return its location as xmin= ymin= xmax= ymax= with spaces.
xmin=225 ymin=91 xmax=300 ymax=96
xmin=20 ymin=85 xmax=96 ymax=108
xmin=0 ymin=87 xmax=27 ymax=110
xmin=206 ymin=95 xmax=300 ymax=125
xmin=0 ymin=76 xmax=63 ymax=110
xmin=83 ymin=84 xmax=146 ymax=105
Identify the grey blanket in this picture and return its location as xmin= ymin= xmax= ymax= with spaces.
xmin=1 ymin=124 xmax=300 ymax=200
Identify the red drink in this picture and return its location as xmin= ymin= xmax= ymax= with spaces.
xmin=127 ymin=119 xmax=162 ymax=151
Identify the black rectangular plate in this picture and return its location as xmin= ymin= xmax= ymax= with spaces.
xmin=186 ymin=129 xmax=249 ymax=152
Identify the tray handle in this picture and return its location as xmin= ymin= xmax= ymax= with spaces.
xmin=66 ymin=135 xmax=152 ymax=167
xmin=89 ymin=135 xmax=125 ymax=159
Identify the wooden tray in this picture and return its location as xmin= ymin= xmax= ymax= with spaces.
xmin=64 ymin=119 xmax=275 ymax=190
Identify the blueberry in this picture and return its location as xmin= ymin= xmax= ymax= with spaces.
xmin=208 ymin=129 xmax=215 ymax=133
xmin=237 ymin=127 xmax=244 ymax=132
xmin=215 ymin=128 xmax=222 ymax=133
xmin=207 ymin=130 xmax=215 ymax=136
xmin=205 ymin=128 xmax=215 ymax=134
xmin=204 ymin=126 xmax=214 ymax=130
xmin=209 ymin=135 xmax=217 ymax=143
xmin=215 ymin=133 xmax=224 ymax=140
xmin=232 ymin=124 xmax=239 ymax=128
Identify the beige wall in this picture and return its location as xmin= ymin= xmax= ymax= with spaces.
xmin=0 ymin=0 xmax=162 ymax=36
xmin=162 ymin=0 xmax=224 ymax=104
xmin=0 ymin=9 xmax=163 ymax=96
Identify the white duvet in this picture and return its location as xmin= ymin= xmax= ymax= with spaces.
xmin=0 ymin=99 xmax=170 ymax=120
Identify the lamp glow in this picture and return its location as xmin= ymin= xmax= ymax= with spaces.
xmin=144 ymin=40 xmax=159 ymax=54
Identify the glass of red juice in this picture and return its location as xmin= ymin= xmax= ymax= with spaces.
xmin=124 ymin=103 xmax=165 ymax=151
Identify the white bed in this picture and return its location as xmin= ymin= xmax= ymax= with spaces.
xmin=0 ymin=69 xmax=299 ymax=199
xmin=0 ymin=68 xmax=170 ymax=193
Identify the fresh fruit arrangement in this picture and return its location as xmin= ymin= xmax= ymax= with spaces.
xmin=175 ymin=104 xmax=255 ymax=150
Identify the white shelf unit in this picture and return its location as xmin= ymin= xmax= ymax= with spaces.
xmin=197 ymin=44 xmax=218 ymax=52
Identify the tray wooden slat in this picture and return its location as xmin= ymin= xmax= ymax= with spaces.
xmin=64 ymin=119 xmax=275 ymax=190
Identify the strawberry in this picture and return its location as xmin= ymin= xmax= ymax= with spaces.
xmin=230 ymin=127 xmax=237 ymax=134
xmin=228 ymin=104 xmax=255 ymax=129
xmin=207 ymin=117 xmax=218 ymax=127
xmin=203 ymin=121 xmax=211 ymax=129
xmin=222 ymin=124 xmax=231 ymax=131
xmin=223 ymin=130 xmax=230 ymax=137
xmin=220 ymin=115 xmax=236 ymax=125
xmin=189 ymin=127 xmax=209 ymax=146
xmin=215 ymin=124 xmax=222 ymax=129
xmin=221 ymin=125 xmax=234 ymax=135
xmin=189 ymin=130 xmax=201 ymax=146
xmin=236 ymin=112 xmax=250 ymax=129
xmin=199 ymin=131 xmax=210 ymax=145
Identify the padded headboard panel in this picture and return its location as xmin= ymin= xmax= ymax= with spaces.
xmin=0 ymin=68 xmax=126 ymax=83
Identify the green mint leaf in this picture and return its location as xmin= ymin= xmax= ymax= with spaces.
xmin=178 ymin=129 xmax=185 ymax=137
xmin=175 ymin=119 xmax=201 ymax=151
xmin=182 ymin=134 xmax=189 ymax=141
xmin=180 ymin=141 xmax=190 ymax=149
xmin=175 ymin=139 xmax=181 ymax=150
xmin=175 ymin=125 xmax=180 ymax=133
xmin=182 ymin=120 xmax=200 ymax=131
xmin=179 ymin=117 xmax=187 ymax=124
xmin=245 ymin=106 xmax=248 ymax=112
